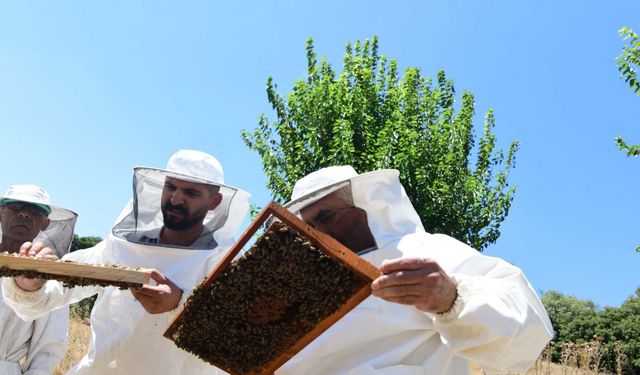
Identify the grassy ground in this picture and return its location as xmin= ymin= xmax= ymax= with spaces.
xmin=55 ymin=317 xmax=613 ymax=375
xmin=54 ymin=318 xmax=91 ymax=375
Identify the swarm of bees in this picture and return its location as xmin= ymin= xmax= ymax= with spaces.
xmin=0 ymin=252 xmax=146 ymax=289
xmin=171 ymin=222 xmax=369 ymax=374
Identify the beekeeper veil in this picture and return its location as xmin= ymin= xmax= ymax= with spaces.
xmin=0 ymin=184 xmax=78 ymax=257
xmin=284 ymin=165 xmax=424 ymax=251
xmin=112 ymin=150 xmax=250 ymax=250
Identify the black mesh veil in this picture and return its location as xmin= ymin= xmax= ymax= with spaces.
xmin=112 ymin=167 xmax=249 ymax=250
xmin=0 ymin=204 xmax=78 ymax=258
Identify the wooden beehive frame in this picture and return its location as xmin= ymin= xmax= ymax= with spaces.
xmin=164 ymin=201 xmax=380 ymax=374
xmin=0 ymin=253 xmax=151 ymax=289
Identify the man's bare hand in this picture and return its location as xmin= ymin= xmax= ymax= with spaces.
xmin=14 ymin=241 xmax=57 ymax=291
xmin=130 ymin=269 xmax=183 ymax=314
xmin=19 ymin=241 xmax=56 ymax=258
xmin=371 ymin=257 xmax=458 ymax=314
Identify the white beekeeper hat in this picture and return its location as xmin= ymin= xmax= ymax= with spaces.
xmin=164 ymin=149 xmax=225 ymax=184
xmin=0 ymin=184 xmax=78 ymax=256
xmin=284 ymin=166 xmax=425 ymax=251
xmin=284 ymin=166 xmax=363 ymax=214
xmin=112 ymin=150 xmax=250 ymax=249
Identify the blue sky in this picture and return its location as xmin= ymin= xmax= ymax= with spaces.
xmin=0 ymin=1 xmax=638 ymax=308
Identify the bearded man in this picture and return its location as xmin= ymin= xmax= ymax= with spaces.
xmin=3 ymin=150 xmax=249 ymax=375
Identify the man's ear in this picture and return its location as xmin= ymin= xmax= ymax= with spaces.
xmin=209 ymin=193 xmax=223 ymax=210
xmin=40 ymin=218 xmax=51 ymax=231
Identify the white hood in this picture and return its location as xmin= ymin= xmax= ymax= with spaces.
xmin=0 ymin=184 xmax=77 ymax=257
xmin=112 ymin=150 xmax=250 ymax=250
xmin=285 ymin=167 xmax=424 ymax=251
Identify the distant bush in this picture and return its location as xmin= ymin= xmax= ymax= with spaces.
xmin=70 ymin=235 xmax=102 ymax=252
xmin=541 ymin=288 xmax=640 ymax=374
xmin=69 ymin=295 xmax=97 ymax=321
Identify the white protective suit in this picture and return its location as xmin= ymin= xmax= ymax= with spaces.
xmin=0 ymin=184 xmax=76 ymax=375
xmin=279 ymin=167 xmax=553 ymax=375
xmin=2 ymin=151 xmax=249 ymax=375
xmin=0 ymin=287 xmax=68 ymax=375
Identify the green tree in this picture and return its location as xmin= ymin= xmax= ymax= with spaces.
xmin=242 ymin=37 xmax=519 ymax=251
xmin=595 ymin=289 xmax=640 ymax=374
xmin=615 ymin=27 xmax=640 ymax=254
xmin=541 ymin=289 xmax=640 ymax=373
xmin=615 ymin=26 xmax=640 ymax=157
xmin=70 ymin=234 xmax=102 ymax=252
xmin=540 ymin=290 xmax=600 ymax=361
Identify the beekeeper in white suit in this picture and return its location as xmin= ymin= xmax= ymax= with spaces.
xmin=0 ymin=184 xmax=77 ymax=375
xmin=3 ymin=150 xmax=249 ymax=374
xmin=279 ymin=166 xmax=553 ymax=375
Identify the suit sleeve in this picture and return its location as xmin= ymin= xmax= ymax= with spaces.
xmin=1 ymin=247 xmax=103 ymax=321
xmin=421 ymin=234 xmax=553 ymax=373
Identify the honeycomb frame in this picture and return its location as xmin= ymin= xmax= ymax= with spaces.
xmin=164 ymin=201 xmax=380 ymax=374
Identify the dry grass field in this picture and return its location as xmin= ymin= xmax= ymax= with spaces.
xmin=54 ymin=318 xmax=91 ymax=375
xmin=55 ymin=316 xmax=619 ymax=375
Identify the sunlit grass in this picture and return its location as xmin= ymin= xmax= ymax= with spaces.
xmin=56 ymin=317 xmax=623 ymax=375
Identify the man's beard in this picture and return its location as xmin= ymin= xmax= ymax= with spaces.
xmin=161 ymin=202 xmax=209 ymax=231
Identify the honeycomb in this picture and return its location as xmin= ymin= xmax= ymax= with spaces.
xmin=171 ymin=222 xmax=369 ymax=374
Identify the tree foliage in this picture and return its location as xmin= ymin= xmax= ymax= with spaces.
xmin=541 ymin=290 xmax=600 ymax=361
xmin=615 ymin=26 xmax=640 ymax=157
xmin=70 ymin=234 xmax=102 ymax=252
xmin=541 ymin=289 xmax=640 ymax=373
xmin=242 ymin=36 xmax=519 ymax=251
xmin=618 ymin=27 xmax=640 ymax=94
